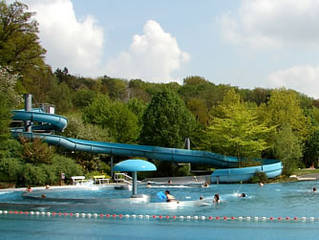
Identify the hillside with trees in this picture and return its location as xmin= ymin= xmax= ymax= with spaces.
xmin=1 ymin=1 xmax=319 ymax=187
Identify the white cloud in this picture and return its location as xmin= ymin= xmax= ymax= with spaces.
xmin=25 ymin=0 xmax=104 ymax=75
xmin=267 ymin=65 xmax=319 ymax=98
xmin=219 ymin=0 xmax=319 ymax=48
xmin=106 ymin=20 xmax=190 ymax=83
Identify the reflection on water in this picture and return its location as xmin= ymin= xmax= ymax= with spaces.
xmin=0 ymin=181 xmax=319 ymax=217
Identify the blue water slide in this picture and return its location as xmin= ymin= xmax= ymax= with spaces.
xmin=11 ymin=110 xmax=282 ymax=183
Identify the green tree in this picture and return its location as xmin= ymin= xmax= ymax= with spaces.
xmin=83 ymin=95 xmax=139 ymax=143
xmin=20 ymin=137 xmax=54 ymax=164
xmin=82 ymin=94 xmax=111 ymax=126
xmin=140 ymin=89 xmax=196 ymax=148
xmin=22 ymin=65 xmax=55 ymax=104
xmin=73 ymin=88 xmax=96 ymax=108
xmin=127 ymin=97 xmax=146 ymax=129
xmin=48 ymin=82 xmax=73 ymax=113
xmin=206 ymin=89 xmax=273 ymax=160
xmin=128 ymin=79 xmax=151 ymax=102
xmin=274 ymin=124 xmax=303 ymax=175
xmin=100 ymin=76 xmax=128 ymax=100
xmin=303 ymin=128 xmax=319 ymax=168
xmin=0 ymin=67 xmax=22 ymax=142
xmin=108 ymin=101 xmax=139 ymax=143
xmin=0 ymin=139 xmax=23 ymax=184
xmin=186 ymin=98 xmax=209 ymax=125
xmin=63 ymin=113 xmax=113 ymax=142
xmin=260 ymin=88 xmax=311 ymax=140
xmin=0 ymin=92 xmax=11 ymax=142
xmin=0 ymin=1 xmax=46 ymax=73
xmin=0 ymin=157 xmax=22 ymax=183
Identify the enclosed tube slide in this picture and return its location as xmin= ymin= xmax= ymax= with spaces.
xmin=11 ymin=109 xmax=282 ymax=183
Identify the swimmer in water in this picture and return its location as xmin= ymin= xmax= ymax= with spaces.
xmin=26 ymin=186 xmax=32 ymax=192
xmin=165 ymin=190 xmax=178 ymax=202
xmin=202 ymin=182 xmax=209 ymax=188
xmin=313 ymin=187 xmax=317 ymax=192
xmin=239 ymin=193 xmax=246 ymax=198
xmin=213 ymin=193 xmax=220 ymax=203
xmin=146 ymin=182 xmax=152 ymax=188
xmin=258 ymin=182 xmax=264 ymax=187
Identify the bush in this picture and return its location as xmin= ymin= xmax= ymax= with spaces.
xmin=97 ymin=160 xmax=111 ymax=175
xmin=0 ymin=157 xmax=23 ymax=182
xmin=21 ymin=163 xmax=47 ymax=186
xmin=40 ymin=164 xmax=59 ymax=185
xmin=20 ymin=138 xmax=54 ymax=164
xmin=249 ymin=171 xmax=268 ymax=183
xmin=0 ymin=139 xmax=23 ymax=158
xmin=176 ymin=165 xmax=191 ymax=176
xmin=51 ymin=155 xmax=83 ymax=182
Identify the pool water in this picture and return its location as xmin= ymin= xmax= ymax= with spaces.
xmin=1 ymin=181 xmax=319 ymax=240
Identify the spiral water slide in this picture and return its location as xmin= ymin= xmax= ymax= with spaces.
xmin=11 ymin=108 xmax=282 ymax=183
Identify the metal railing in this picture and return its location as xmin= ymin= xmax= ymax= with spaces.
xmin=114 ymin=173 xmax=142 ymax=184
xmin=114 ymin=173 xmax=132 ymax=184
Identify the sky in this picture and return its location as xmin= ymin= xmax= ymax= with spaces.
xmin=22 ymin=0 xmax=319 ymax=98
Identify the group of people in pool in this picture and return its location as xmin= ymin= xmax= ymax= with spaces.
xmin=25 ymin=185 xmax=50 ymax=199
xmin=161 ymin=179 xmax=260 ymax=203
xmin=164 ymin=190 xmax=248 ymax=203
xmin=165 ymin=182 xmax=319 ymax=203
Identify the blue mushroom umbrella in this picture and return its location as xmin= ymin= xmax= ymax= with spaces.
xmin=113 ymin=159 xmax=156 ymax=197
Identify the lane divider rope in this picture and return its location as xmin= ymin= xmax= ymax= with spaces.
xmin=0 ymin=210 xmax=317 ymax=223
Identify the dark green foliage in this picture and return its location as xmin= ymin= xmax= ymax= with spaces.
xmin=83 ymin=95 xmax=139 ymax=143
xmin=128 ymin=79 xmax=151 ymax=102
xmin=0 ymin=157 xmax=23 ymax=182
xmin=0 ymin=1 xmax=46 ymax=73
xmin=0 ymin=92 xmax=11 ymax=142
xmin=140 ymin=89 xmax=196 ymax=148
xmin=21 ymin=163 xmax=46 ymax=186
xmin=51 ymin=155 xmax=83 ymax=181
xmin=100 ymin=76 xmax=128 ymax=100
xmin=73 ymin=88 xmax=96 ymax=108
xmin=303 ymin=128 xmax=319 ymax=168
xmin=48 ymin=82 xmax=73 ymax=113
xmin=240 ymin=88 xmax=271 ymax=106
xmin=108 ymin=101 xmax=139 ymax=143
xmin=0 ymin=139 xmax=22 ymax=159
xmin=19 ymin=155 xmax=82 ymax=186
xmin=179 ymin=76 xmax=233 ymax=109
xmin=82 ymin=94 xmax=111 ymax=126
xmin=20 ymin=138 xmax=54 ymax=164
xmin=127 ymin=98 xmax=146 ymax=122
xmin=97 ymin=160 xmax=111 ymax=176
xmin=249 ymin=171 xmax=268 ymax=183
xmin=63 ymin=113 xmax=113 ymax=142
xmin=274 ymin=124 xmax=303 ymax=175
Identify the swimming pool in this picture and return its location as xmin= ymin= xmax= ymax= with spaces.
xmin=1 ymin=181 xmax=319 ymax=240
